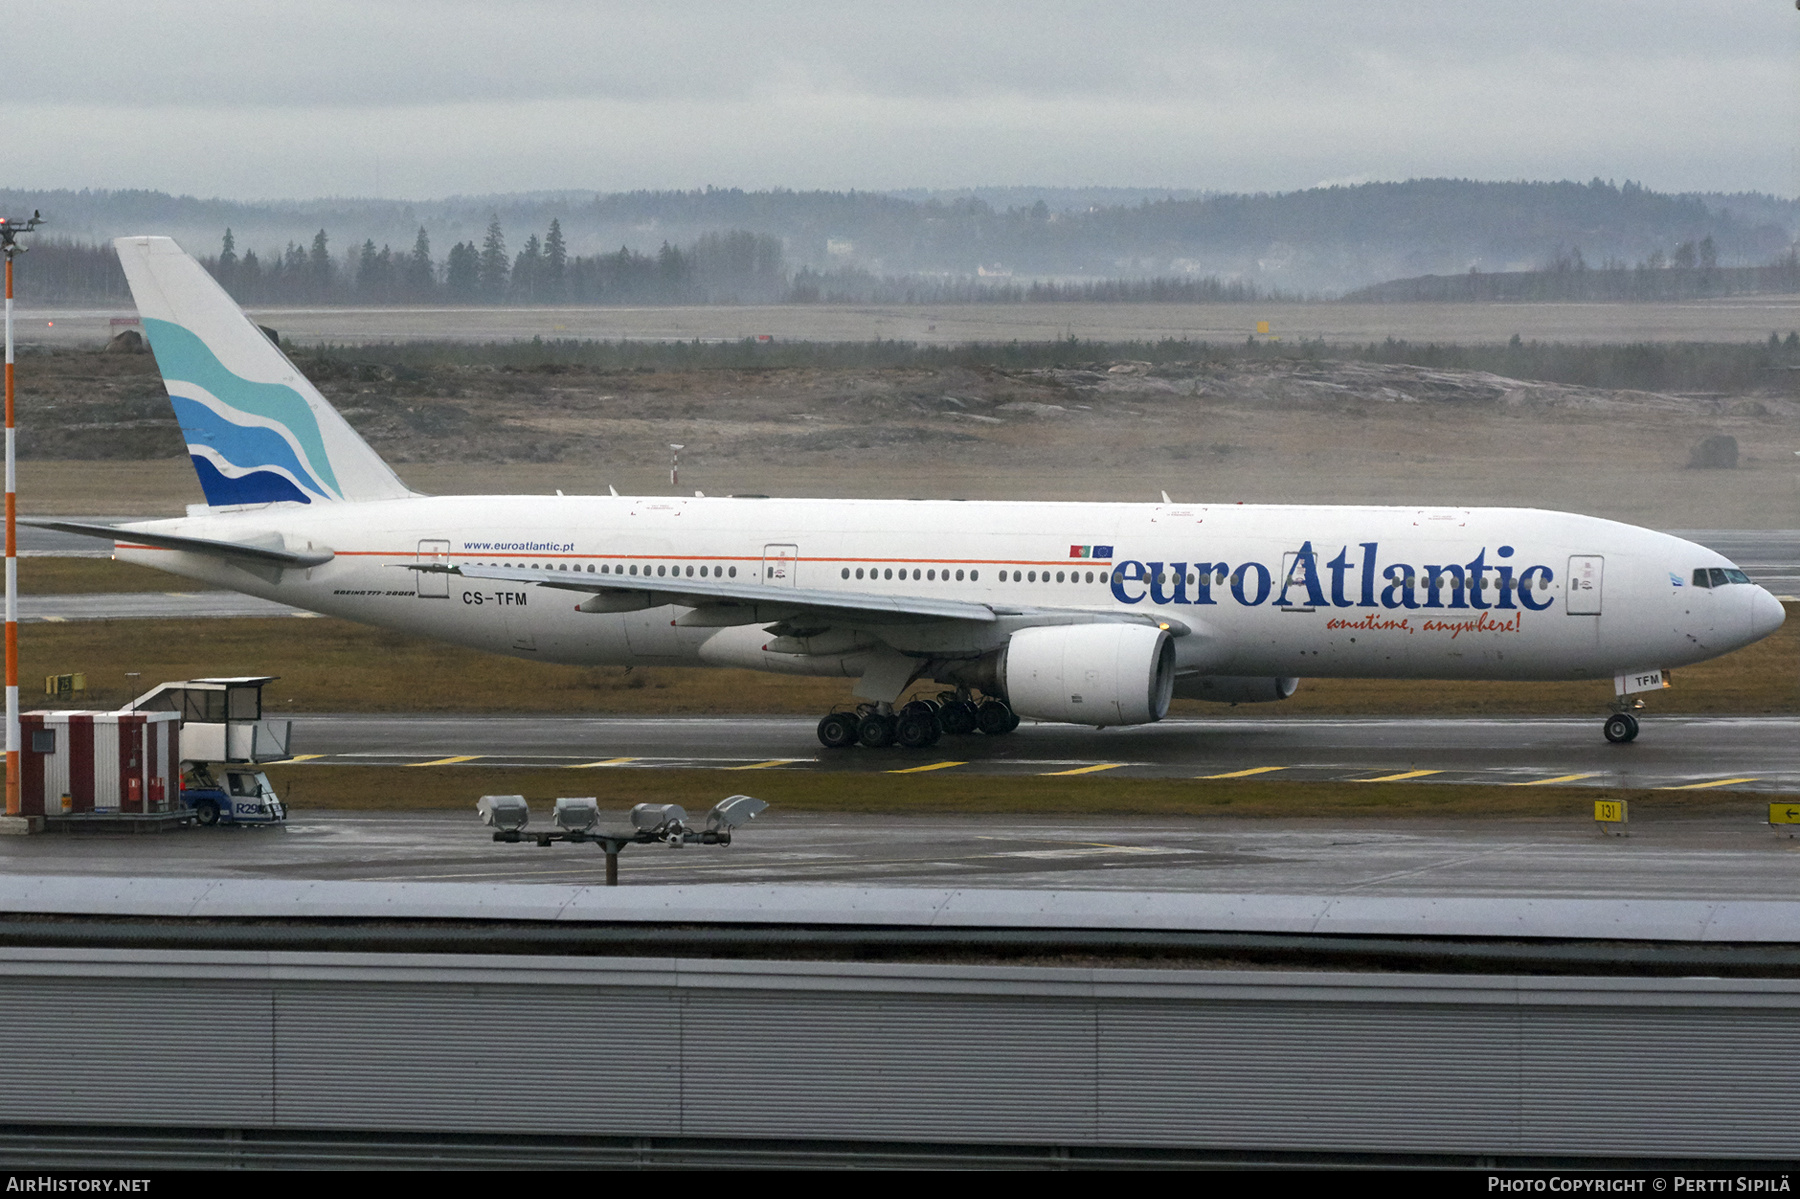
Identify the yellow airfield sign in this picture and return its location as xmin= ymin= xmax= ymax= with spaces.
xmin=1594 ymin=799 xmax=1628 ymax=824
xmin=1769 ymin=804 xmax=1800 ymax=826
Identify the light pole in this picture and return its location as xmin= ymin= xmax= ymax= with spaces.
xmin=1 ymin=210 xmax=44 ymax=818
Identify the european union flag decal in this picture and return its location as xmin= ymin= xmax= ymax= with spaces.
xmin=1070 ymin=545 xmax=1114 ymax=560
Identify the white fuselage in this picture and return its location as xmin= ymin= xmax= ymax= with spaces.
xmin=113 ymin=494 xmax=1785 ymax=687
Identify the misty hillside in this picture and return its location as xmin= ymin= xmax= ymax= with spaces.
xmin=5 ymin=179 xmax=1795 ymax=299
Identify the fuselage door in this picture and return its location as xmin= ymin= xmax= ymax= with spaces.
xmin=762 ymin=544 xmax=799 ymax=587
xmin=1567 ymin=555 xmax=1603 ymax=615
xmin=416 ymin=539 xmax=450 ymax=598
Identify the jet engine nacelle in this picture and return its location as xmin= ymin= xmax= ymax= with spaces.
xmin=1003 ymin=623 xmax=1176 ymax=726
xmin=1172 ymin=675 xmax=1301 ymax=704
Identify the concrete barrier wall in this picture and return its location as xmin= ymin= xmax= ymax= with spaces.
xmin=2 ymin=948 xmax=1797 ymax=1158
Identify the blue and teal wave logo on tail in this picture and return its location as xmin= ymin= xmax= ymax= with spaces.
xmin=142 ymin=318 xmax=343 ymax=506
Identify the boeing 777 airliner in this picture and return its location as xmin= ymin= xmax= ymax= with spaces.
xmin=33 ymin=237 xmax=1787 ymax=750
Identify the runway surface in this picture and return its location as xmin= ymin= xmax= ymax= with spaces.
xmin=7 ymin=809 xmax=1800 ymax=898
xmin=278 ymin=713 xmax=1800 ymax=794
xmin=22 ymin=592 xmax=307 ymax=622
xmin=27 ymin=298 xmax=1800 ymax=348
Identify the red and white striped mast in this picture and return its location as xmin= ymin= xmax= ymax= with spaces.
xmin=1 ymin=210 xmax=43 ymax=820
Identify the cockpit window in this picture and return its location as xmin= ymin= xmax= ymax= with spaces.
xmin=1692 ymin=569 xmax=1711 ymax=588
xmin=1709 ymin=568 xmax=1731 ymax=588
xmin=1724 ymin=568 xmax=1751 ymax=585
xmin=1696 ymin=567 xmax=1753 ymax=587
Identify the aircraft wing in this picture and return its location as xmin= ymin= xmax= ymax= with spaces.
xmin=441 ymin=561 xmax=999 ymax=624
xmin=22 ymin=519 xmax=335 ymax=569
xmin=428 ymin=561 xmax=1186 ymax=638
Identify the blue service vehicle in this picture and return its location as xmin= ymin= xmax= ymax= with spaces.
xmin=179 ymin=763 xmax=286 ymax=826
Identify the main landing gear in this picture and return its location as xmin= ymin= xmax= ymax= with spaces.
xmin=816 ymin=692 xmax=1020 ymax=750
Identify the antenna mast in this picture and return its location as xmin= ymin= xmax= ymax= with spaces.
xmin=1 ymin=210 xmax=44 ymax=820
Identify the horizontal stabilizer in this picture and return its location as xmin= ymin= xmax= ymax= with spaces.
xmin=23 ymin=519 xmax=334 ymax=569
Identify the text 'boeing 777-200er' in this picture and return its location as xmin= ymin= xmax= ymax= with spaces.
xmin=31 ymin=237 xmax=1788 ymax=750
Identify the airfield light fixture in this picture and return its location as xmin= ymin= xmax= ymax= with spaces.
xmin=476 ymin=794 xmax=531 ymax=832
xmin=553 ymin=796 xmax=600 ymax=833
xmin=669 ymin=444 xmax=685 ymax=490
xmin=705 ymin=794 xmax=768 ymax=832
xmin=0 ymin=210 xmax=43 ymax=820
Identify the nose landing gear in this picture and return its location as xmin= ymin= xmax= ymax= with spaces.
xmin=1603 ymin=711 xmax=1640 ymax=744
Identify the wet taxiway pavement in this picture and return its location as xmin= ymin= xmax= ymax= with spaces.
xmin=278 ymin=713 xmax=1800 ymax=794
xmin=5 ymin=810 xmax=1799 ymax=898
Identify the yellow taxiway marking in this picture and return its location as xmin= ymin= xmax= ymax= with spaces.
xmin=1042 ymin=763 xmax=1126 ymax=776
xmin=1359 ymin=769 xmax=1442 ymax=783
xmin=566 ymin=757 xmax=638 ymax=768
xmin=1200 ymin=766 xmax=1287 ymax=779
xmin=409 ymin=754 xmax=483 ymax=767
xmin=726 ymin=759 xmax=807 ymax=771
xmin=1512 ymin=772 xmax=1600 ymax=787
xmin=271 ymin=754 xmax=327 ymax=764
xmin=888 ymin=760 xmax=968 ymax=774
xmin=1662 ymin=777 xmax=1760 ymax=791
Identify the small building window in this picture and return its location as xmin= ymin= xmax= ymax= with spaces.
xmin=30 ymin=729 xmax=54 ymax=754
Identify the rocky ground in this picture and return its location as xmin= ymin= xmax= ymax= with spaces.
xmin=12 ymin=347 xmax=1799 ymax=526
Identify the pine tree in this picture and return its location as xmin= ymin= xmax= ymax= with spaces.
xmin=309 ymin=229 xmax=334 ymax=297
xmin=446 ymin=241 xmax=480 ymax=300
xmin=513 ymin=233 xmax=542 ymax=302
xmin=217 ymin=228 xmax=239 ymax=294
xmin=544 ymin=219 xmax=567 ymax=301
xmin=478 ymin=216 xmax=508 ymax=301
xmin=358 ymin=239 xmax=380 ymax=297
xmin=407 ymin=226 xmax=435 ymax=298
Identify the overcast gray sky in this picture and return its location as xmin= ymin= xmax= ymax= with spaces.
xmin=12 ymin=0 xmax=1799 ymax=200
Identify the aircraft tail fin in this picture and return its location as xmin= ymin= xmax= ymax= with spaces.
xmin=113 ymin=235 xmax=415 ymax=507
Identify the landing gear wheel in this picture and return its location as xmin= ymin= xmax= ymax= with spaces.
xmin=817 ymin=712 xmax=859 ymax=749
xmin=895 ymin=711 xmax=940 ymax=749
xmin=857 ymin=712 xmax=897 ymax=748
xmin=976 ymin=700 xmax=1016 ymax=736
xmin=195 ymin=799 xmax=221 ymax=826
xmin=1603 ymin=713 xmax=1640 ymax=744
xmin=937 ymin=700 xmax=978 ymax=736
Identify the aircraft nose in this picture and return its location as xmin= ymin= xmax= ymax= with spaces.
xmin=1750 ymin=587 xmax=1787 ymax=641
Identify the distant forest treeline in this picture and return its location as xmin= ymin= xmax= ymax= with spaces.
xmin=6 ymin=178 xmax=1797 ymax=296
xmin=10 ymin=221 xmax=1280 ymax=307
xmin=1346 ymin=241 xmax=1800 ymax=302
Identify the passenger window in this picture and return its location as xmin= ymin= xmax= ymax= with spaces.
xmin=1099 ymin=571 xmax=1108 ymax=583
xmin=1088 ymin=572 xmax=1095 ymax=583
xmin=955 ymin=569 xmax=964 ymax=581
xmin=913 ymin=569 xmax=922 ymax=581
xmin=884 ymin=569 xmax=893 ymax=580
xmin=729 ymin=567 xmax=737 ymax=578
xmin=841 ymin=568 xmax=849 ymax=579
xmin=856 ymin=568 xmax=864 ymax=579
xmin=970 ymin=570 xmax=979 ymax=580
xmin=1709 ymin=568 xmax=1730 ymax=587
xmin=927 ymin=569 xmax=936 ymax=581
xmin=686 ymin=565 xmax=694 ymax=577
xmin=1056 ymin=571 xmax=1065 ymax=583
